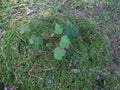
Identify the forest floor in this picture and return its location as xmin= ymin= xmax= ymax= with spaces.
xmin=0 ymin=0 xmax=120 ymax=90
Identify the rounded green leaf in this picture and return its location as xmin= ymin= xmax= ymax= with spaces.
xmin=53 ymin=46 xmax=66 ymax=60
xmin=54 ymin=23 xmax=63 ymax=34
xmin=60 ymin=35 xmax=71 ymax=49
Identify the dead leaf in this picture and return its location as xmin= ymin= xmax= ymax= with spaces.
xmin=41 ymin=33 xmax=50 ymax=40
xmin=16 ymin=15 xmax=23 ymax=21
xmin=28 ymin=66 xmax=34 ymax=76
xmin=0 ymin=30 xmax=6 ymax=40
xmin=26 ymin=7 xmax=33 ymax=15
xmin=50 ymin=33 xmax=54 ymax=37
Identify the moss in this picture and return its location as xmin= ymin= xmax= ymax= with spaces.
xmin=0 ymin=13 xmax=108 ymax=89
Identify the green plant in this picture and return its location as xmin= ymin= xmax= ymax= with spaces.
xmin=53 ymin=23 xmax=71 ymax=60
xmin=63 ymin=23 xmax=79 ymax=39
xmin=54 ymin=23 xmax=63 ymax=35
xmin=0 ymin=10 xmax=111 ymax=89
xmin=53 ymin=46 xmax=66 ymax=60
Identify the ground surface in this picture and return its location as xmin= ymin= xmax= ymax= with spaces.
xmin=0 ymin=0 xmax=120 ymax=90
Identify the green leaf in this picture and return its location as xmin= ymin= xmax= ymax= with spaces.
xmin=19 ymin=24 xmax=30 ymax=34
xmin=54 ymin=23 xmax=63 ymax=34
xmin=63 ymin=23 xmax=79 ymax=38
xmin=29 ymin=35 xmax=43 ymax=46
xmin=60 ymin=35 xmax=71 ymax=49
xmin=53 ymin=46 xmax=66 ymax=60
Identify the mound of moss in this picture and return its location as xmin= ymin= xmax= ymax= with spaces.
xmin=0 ymin=14 xmax=108 ymax=90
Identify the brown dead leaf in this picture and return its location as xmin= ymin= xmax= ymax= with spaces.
xmin=12 ymin=43 xmax=19 ymax=51
xmin=16 ymin=15 xmax=23 ymax=21
xmin=0 ymin=30 xmax=6 ymax=40
xmin=28 ymin=66 xmax=34 ymax=76
xmin=41 ymin=33 xmax=50 ymax=40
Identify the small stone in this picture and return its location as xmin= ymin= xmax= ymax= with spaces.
xmin=70 ymin=69 xmax=80 ymax=73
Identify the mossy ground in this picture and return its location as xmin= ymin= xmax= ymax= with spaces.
xmin=0 ymin=0 xmax=120 ymax=90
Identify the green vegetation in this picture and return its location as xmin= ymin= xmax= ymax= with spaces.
xmin=0 ymin=0 xmax=120 ymax=90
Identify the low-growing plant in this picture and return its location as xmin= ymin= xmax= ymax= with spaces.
xmin=0 ymin=13 xmax=110 ymax=89
xmin=53 ymin=23 xmax=71 ymax=60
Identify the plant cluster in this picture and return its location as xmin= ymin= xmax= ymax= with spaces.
xmin=53 ymin=23 xmax=71 ymax=60
xmin=0 ymin=13 xmax=110 ymax=89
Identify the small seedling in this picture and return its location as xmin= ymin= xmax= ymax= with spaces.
xmin=54 ymin=23 xmax=63 ymax=35
xmin=53 ymin=23 xmax=71 ymax=60
xmin=53 ymin=46 xmax=66 ymax=60
xmin=60 ymin=35 xmax=71 ymax=49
